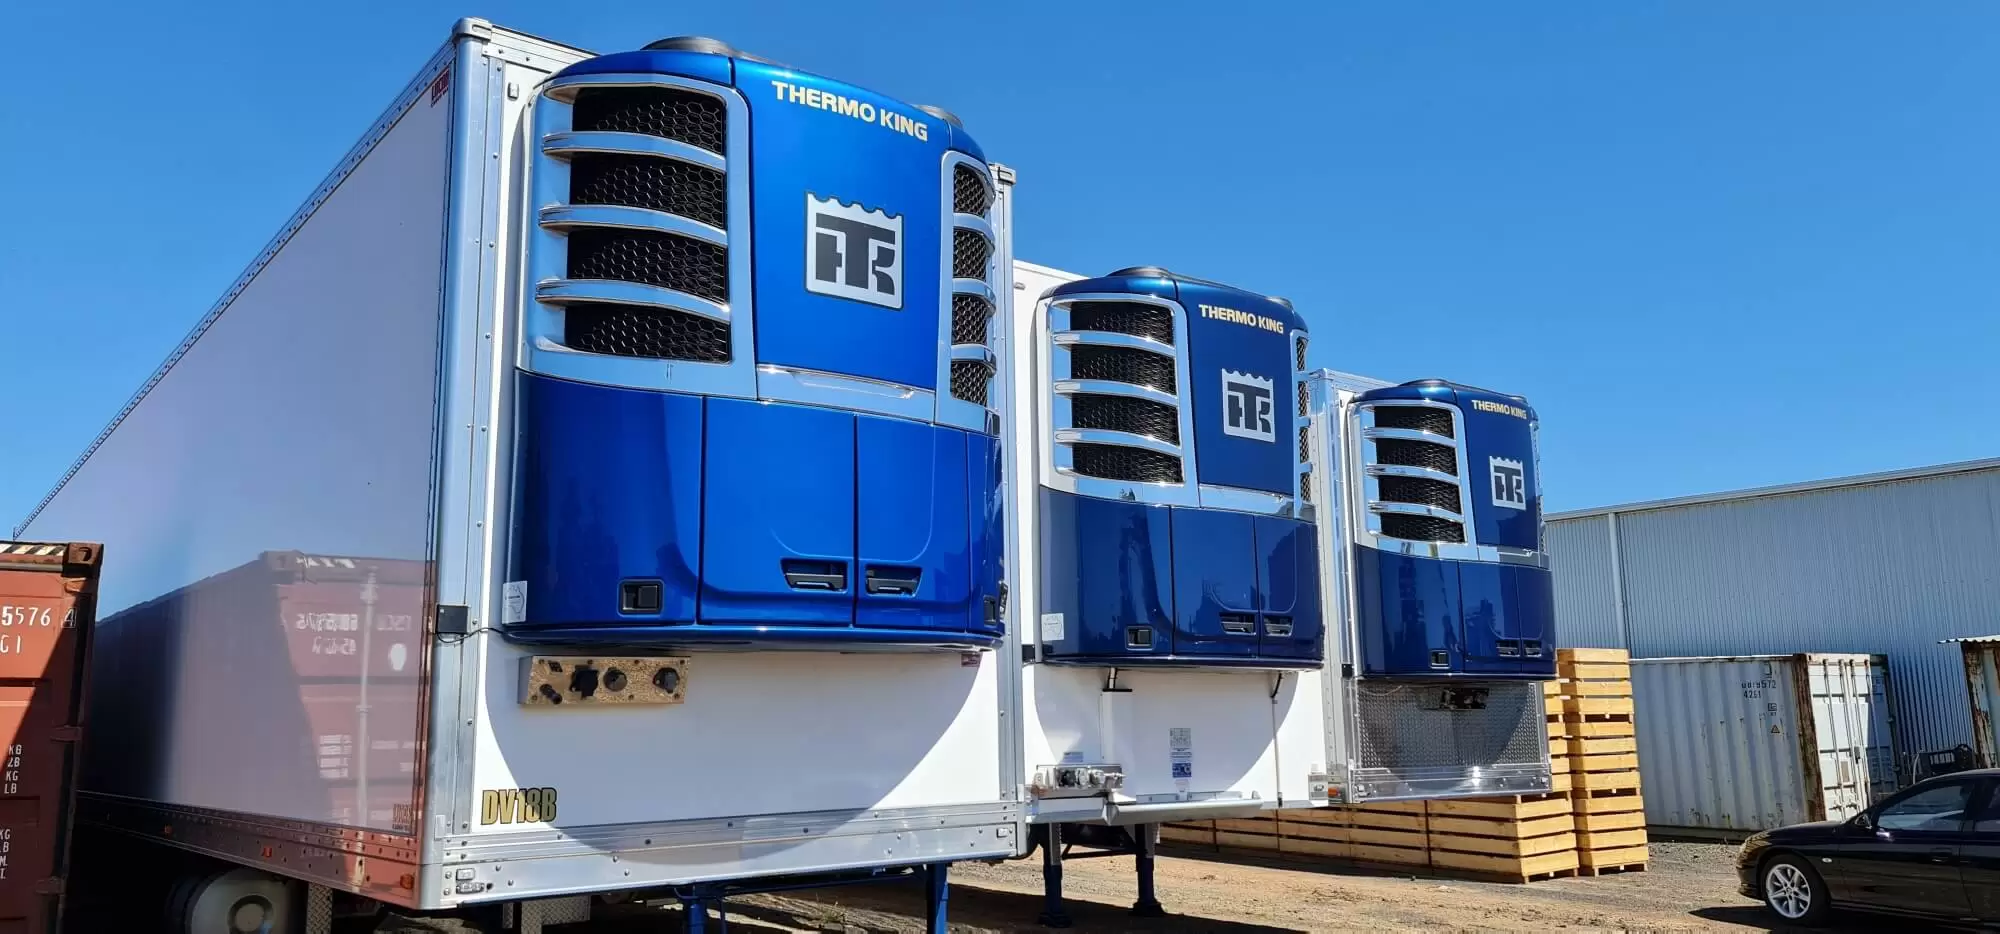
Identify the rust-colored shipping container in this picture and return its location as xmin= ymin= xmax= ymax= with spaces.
xmin=0 ymin=541 xmax=99 ymax=934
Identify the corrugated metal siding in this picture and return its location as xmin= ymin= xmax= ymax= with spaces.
xmin=1631 ymin=655 xmax=1895 ymax=833
xmin=1551 ymin=466 xmax=2000 ymax=760
xmin=1548 ymin=514 xmax=1624 ymax=649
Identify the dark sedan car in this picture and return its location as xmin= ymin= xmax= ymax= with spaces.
xmin=1736 ymin=768 xmax=2000 ymax=925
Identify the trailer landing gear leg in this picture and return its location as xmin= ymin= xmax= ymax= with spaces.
xmin=680 ymin=892 xmax=711 ymax=933
xmin=925 ymin=862 xmax=950 ymax=933
xmin=1131 ymin=823 xmax=1165 ymax=917
xmin=1037 ymin=824 xmax=1072 ymax=928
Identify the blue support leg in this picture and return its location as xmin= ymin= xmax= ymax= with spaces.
xmin=1038 ymin=824 xmax=1072 ymax=928
xmin=1131 ymin=823 xmax=1166 ymax=917
xmin=925 ymin=862 xmax=951 ymax=933
xmin=681 ymin=894 xmax=708 ymax=934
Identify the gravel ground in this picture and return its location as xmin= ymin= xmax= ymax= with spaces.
xmin=568 ymin=840 xmax=1956 ymax=933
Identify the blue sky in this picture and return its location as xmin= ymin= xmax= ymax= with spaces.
xmin=3 ymin=1 xmax=1996 ymax=521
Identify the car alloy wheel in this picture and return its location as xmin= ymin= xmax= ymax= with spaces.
xmin=1764 ymin=861 xmax=1815 ymax=920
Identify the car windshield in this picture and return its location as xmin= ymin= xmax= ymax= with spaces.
xmin=1976 ymin=782 xmax=2000 ymax=834
xmin=1877 ymin=782 xmax=1972 ymax=832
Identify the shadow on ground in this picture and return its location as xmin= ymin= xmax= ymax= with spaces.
xmin=1688 ymin=905 xmax=1959 ymax=933
xmin=573 ymin=877 xmax=1308 ymax=934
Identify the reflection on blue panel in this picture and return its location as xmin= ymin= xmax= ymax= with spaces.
xmin=967 ymin=433 xmax=1004 ymax=636
xmin=1354 ymin=546 xmax=1556 ymax=680
xmin=857 ymin=415 xmax=971 ymax=632
xmin=514 ymin=374 xmax=702 ymax=626
xmin=1254 ymin=516 xmax=1321 ymax=660
xmin=701 ymin=398 xmax=857 ymax=627
xmin=509 ymin=383 xmax=1002 ymax=649
xmin=1169 ymin=510 xmax=1259 ymax=659
xmin=1037 ymin=489 xmax=1175 ymax=659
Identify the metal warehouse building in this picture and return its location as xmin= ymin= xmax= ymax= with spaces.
xmin=1547 ymin=457 xmax=2000 ymax=761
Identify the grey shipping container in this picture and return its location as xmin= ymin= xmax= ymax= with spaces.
xmin=1630 ymin=654 xmax=1897 ymax=835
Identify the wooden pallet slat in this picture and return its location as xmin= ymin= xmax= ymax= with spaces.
xmin=1561 ymin=717 xmax=1637 ymax=739
xmin=1578 ymin=844 xmax=1650 ymax=875
xmin=1427 ymin=793 xmax=1571 ymax=822
xmin=1567 ymin=735 xmax=1637 ymax=756
xmin=1572 ymin=752 xmax=1640 ymax=774
xmin=1573 ymin=808 xmax=1646 ymax=832
xmin=1559 ymin=660 xmax=1631 ymax=681
xmin=1577 ymin=828 xmax=1649 ymax=850
xmin=1566 ymin=679 xmax=1632 ymax=698
xmin=1429 ymin=829 xmax=1577 ymax=858
xmin=1425 ymin=812 xmax=1575 ymax=840
xmin=1346 ymin=840 xmax=1431 ymax=869
xmin=1429 ymin=848 xmax=1580 ymax=883
xmin=1560 ymin=647 xmax=1630 ymax=664
xmin=1571 ymin=788 xmax=1645 ymax=816
xmin=1563 ymin=696 xmax=1636 ymax=717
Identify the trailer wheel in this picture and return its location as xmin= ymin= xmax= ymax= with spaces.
xmin=168 ymin=866 xmax=297 ymax=933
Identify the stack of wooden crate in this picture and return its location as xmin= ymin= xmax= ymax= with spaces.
xmin=1160 ymin=793 xmax=1581 ymax=883
xmin=1554 ymin=648 xmax=1649 ymax=874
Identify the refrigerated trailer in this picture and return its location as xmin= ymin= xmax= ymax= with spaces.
xmin=1003 ymin=262 xmax=1327 ymax=926
xmin=18 ymin=19 xmax=1019 ymax=932
xmin=1297 ymin=369 xmax=1556 ymax=805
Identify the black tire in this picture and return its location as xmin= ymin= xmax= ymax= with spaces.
xmin=1760 ymin=853 xmax=1832 ymax=926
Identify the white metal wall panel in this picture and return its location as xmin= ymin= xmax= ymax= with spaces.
xmin=1547 ymin=514 xmax=1623 ymax=649
xmin=1631 ymin=654 xmax=1894 ymax=833
xmin=1552 ymin=466 xmax=2000 ymax=758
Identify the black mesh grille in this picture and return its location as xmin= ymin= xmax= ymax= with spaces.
xmin=1068 ymin=346 xmax=1175 ymax=394
xmin=571 ymin=86 xmax=726 ymax=154
xmin=1378 ymin=476 xmax=1462 ymax=513
xmin=1373 ymin=405 xmax=1455 ymax=438
xmin=1298 ymin=426 xmax=1310 ymax=463
xmin=953 ymin=164 xmax=992 ymax=216
xmin=1068 ymin=301 xmax=1173 ymax=345
xmin=951 ymin=295 xmax=991 ymax=346
xmin=1374 ymin=439 xmax=1458 ymax=476
xmin=953 ymin=229 xmax=993 ymax=279
xmin=1071 ymin=396 xmax=1179 ymax=444
xmin=568 ymin=153 xmax=726 ymax=230
xmin=1294 ymin=336 xmax=1308 ymax=370
xmin=950 ymin=361 xmax=991 ymax=406
xmin=1301 ymin=471 xmax=1313 ymax=503
xmin=564 ymin=302 xmax=730 ymax=362
xmin=1381 ymin=514 xmax=1465 ymax=544
xmin=1297 ymin=382 xmax=1310 ymax=416
xmin=566 ymin=229 xmax=727 ymax=304
xmin=1072 ymin=444 xmax=1182 ymax=484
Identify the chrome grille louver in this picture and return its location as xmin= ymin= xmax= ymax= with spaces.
xmin=1041 ymin=292 xmax=1196 ymax=502
xmin=937 ymin=155 xmax=998 ymax=432
xmin=523 ymin=73 xmax=755 ymax=396
xmin=1356 ymin=401 xmax=1471 ymax=544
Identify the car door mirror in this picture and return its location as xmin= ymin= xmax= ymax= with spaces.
xmin=1851 ymin=812 xmax=1873 ymax=831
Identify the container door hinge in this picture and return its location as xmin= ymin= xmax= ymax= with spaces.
xmin=50 ymin=726 xmax=79 ymax=743
xmin=34 ymin=877 xmax=62 ymax=896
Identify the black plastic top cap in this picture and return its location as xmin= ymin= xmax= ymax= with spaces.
xmin=642 ymin=36 xmax=779 ymax=64
xmin=1108 ymin=265 xmax=1173 ymax=278
xmin=1401 ymin=379 xmax=1452 ymax=388
xmin=1268 ymin=296 xmax=1294 ymax=310
xmin=915 ymin=104 xmax=963 ymax=128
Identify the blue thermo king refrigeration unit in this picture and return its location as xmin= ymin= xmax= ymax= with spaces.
xmin=1033 ymin=267 xmax=1319 ymax=667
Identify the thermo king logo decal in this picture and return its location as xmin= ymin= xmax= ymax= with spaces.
xmin=1221 ymin=370 xmax=1275 ymax=442
xmin=1489 ymin=456 xmax=1527 ymax=510
xmin=806 ymin=193 xmax=903 ymax=310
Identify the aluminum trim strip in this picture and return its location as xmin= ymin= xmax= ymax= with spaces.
xmin=1197 ymin=484 xmax=1295 ymax=516
xmin=1364 ymin=464 xmax=1461 ymax=485
xmin=952 ymin=278 xmax=997 ymax=305
xmin=535 ymin=279 xmax=729 ymax=323
xmin=1369 ymin=501 xmax=1464 ymax=521
xmin=537 ymin=203 xmax=727 ymax=247
xmin=539 ymin=130 xmax=728 ymax=172
xmin=1051 ymin=329 xmax=1176 ymax=357
xmin=1054 ymin=427 xmax=1181 ymax=459
xmin=1052 ymin=378 xmax=1178 ymax=407
xmin=1362 ymin=427 xmax=1455 ymax=445
xmin=757 ymin=364 xmax=936 ymax=423
xmin=953 ymin=212 xmax=995 ymax=242
xmin=950 ymin=345 xmax=998 ymax=368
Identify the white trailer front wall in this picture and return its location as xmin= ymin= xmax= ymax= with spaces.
xmin=1006 ymin=261 xmax=1316 ymax=821
xmin=18 ymin=42 xmax=454 ymax=837
xmin=412 ymin=36 xmax=1018 ymax=899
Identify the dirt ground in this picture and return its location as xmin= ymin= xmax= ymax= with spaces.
xmin=574 ymin=841 xmax=1951 ymax=933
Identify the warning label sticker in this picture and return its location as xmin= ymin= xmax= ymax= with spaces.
xmin=1169 ymin=727 xmax=1193 ymax=787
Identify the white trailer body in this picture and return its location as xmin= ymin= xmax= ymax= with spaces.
xmin=20 ymin=20 xmax=1021 ymax=913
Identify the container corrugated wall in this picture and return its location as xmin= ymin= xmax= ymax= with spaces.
xmin=1962 ymin=639 xmax=2000 ymax=766
xmin=1547 ymin=514 xmax=1623 ymax=649
xmin=1632 ymin=654 xmax=1896 ymax=834
xmin=1550 ymin=463 xmax=2000 ymax=760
